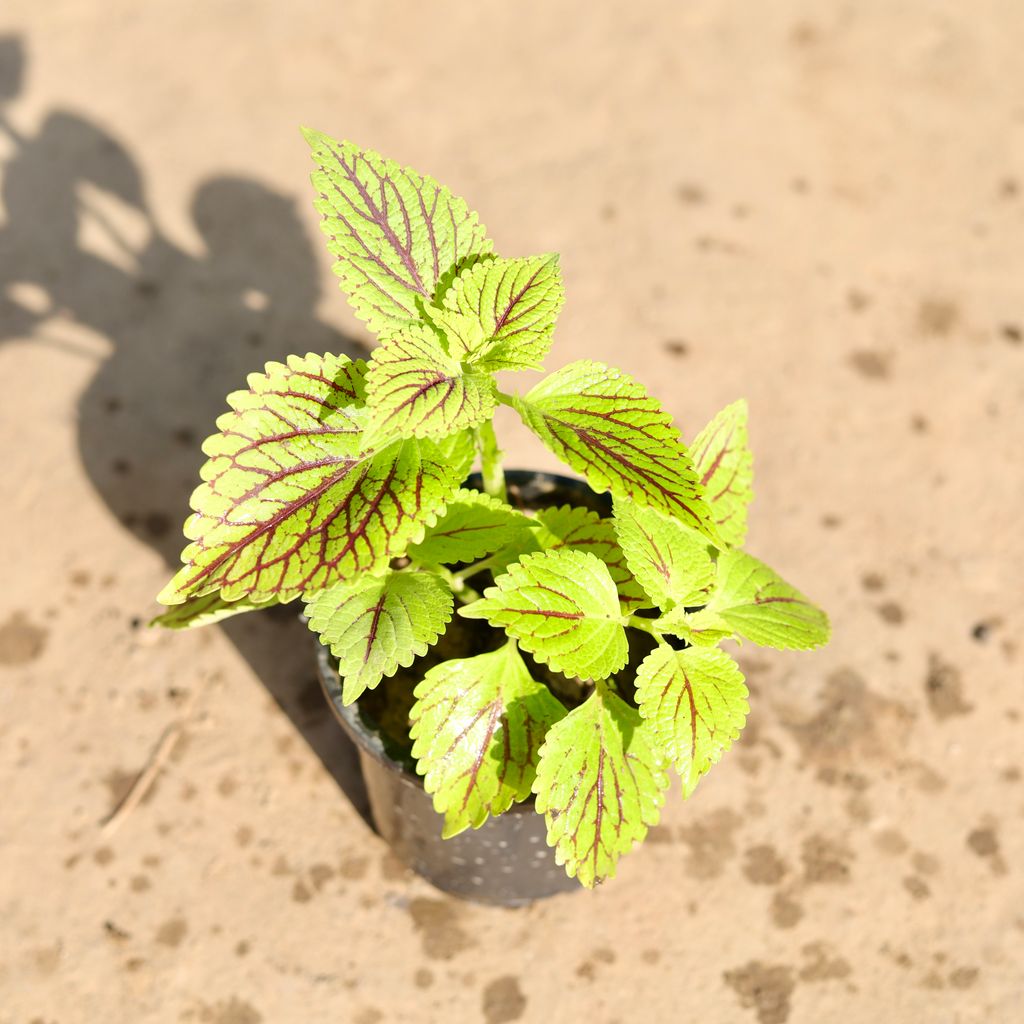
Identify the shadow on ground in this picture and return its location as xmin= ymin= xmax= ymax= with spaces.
xmin=0 ymin=34 xmax=372 ymax=822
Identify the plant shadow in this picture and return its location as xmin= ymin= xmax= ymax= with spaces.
xmin=0 ymin=34 xmax=373 ymax=825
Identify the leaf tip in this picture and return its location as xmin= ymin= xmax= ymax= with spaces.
xmin=456 ymin=599 xmax=488 ymax=621
xmin=155 ymin=579 xmax=185 ymax=607
xmin=299 ymin=124 xmax=326 ymax=148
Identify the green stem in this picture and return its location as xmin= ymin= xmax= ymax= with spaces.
xmin=475 ymin=420 xmax=507 ymax=502
xmin=454 ymin=553 xmax=502 ymax=582
xmin=626 ymin=615 xmax=663 ymax=637
xmin=436 ymin=566 xmax=482 ymax=604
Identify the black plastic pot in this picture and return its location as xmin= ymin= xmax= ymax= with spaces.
xmin=316 ymin=469 xmax=609 ymax=907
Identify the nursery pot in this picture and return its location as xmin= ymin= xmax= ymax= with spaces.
xmin=316 ymin=469 xmax=610 ymax=907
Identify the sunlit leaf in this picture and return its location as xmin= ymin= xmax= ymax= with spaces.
xmin=486 ymin=505 xmax=649 ymax=611
xmin=432 ymin=253 xmax=564 ymax=370
xmin=534 ymin=686 xmax=668 ymax=887
xmin=459 ymin=549 xmax=628 ymax=681
xmin=306 ymin=569 xmax=453 ymax=704
xmin=410 ymin=641 xmax=566 ymax=837
xmin=613 ymin=499 xmax=715 ymax=610
xmin=689 ymin=399 xmax=753 ymax=548
xmin=406 ymin=489 xmax=537 ymax=566
xmin=653 ymin=605 xmax=734 ymax=646
xmin=635 ymin=645 xmax=748 ymax=796
xmin=304 ymin=129 xmax=492 ymax=333
xmin=533 ymin=506 xmax=650 ymax=612
xmin=150 ymin=592 xmax=279 ymax=630
xmin=706 ymin=549 xmax=830 ymax=650
xmin=157 ymin=353 xmax=473 ymax=605
xmin=365 ymin=322 xmax=496 ymax=439
xmin=511 ymin=361 xmax=720 ymax=544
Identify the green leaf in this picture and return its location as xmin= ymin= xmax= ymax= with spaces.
xmin=304 ymin=129 xmax=493 ymax=333
xmin=511 ymin=361 xmax=720 ymax=544
xmin=635 ymin=645 xmax=748 ymax=796
xmin=424 ymin=306 xmax=487 ymax=360
xmin=150 ymin=592 xmax=279 ymax=630
xmin=532 ymin=506 xmax=651 ymax=613
xmin=486 ymin=505 xmax=649 ymax=610
xmin=306 ymin=569 xmax=453 ymax=704
xmin=689 ymin=399 xmax=753 ymax=548
xmin=406 ymin=489 xmax=537 ymax=566
xmin=654 ymin=605 xmax=734 ymax=647
xmin=612 ymin=499 xmax=715 ymax=610
xmin=409 ymin=641 xmax=566 ymax=837
xmin=533 ymin=686 xmax=668 ymax=887
xmin=365 ymin=323 xmax=496 ymax=439
xmin=706 ymin=549 xmax=830 ymax=650
xmin=157 ymin=353 xmax=474 ymax=605
xmin=459 ymin=549 xmax=628 ymax=681
xmin=431 ymin=254 xmax=564 ymax=371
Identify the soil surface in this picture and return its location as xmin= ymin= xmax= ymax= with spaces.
xmin=1 ymin=4 xmax=1022 ymax=1023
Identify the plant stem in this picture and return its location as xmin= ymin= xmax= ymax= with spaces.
xmin=626 ymin=615 xmax=663 ymax=637
xmin=475 ymin=420 xmax=507 ymax=501
xmin=454 ymin=553 xmax=502 ymax=582
xmin=436 ymin=566 xmax=482 ymax=604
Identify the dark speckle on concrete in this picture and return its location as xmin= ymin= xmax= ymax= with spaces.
xmin=799 ymin=942 xmax=852 ymax=982
xmin=0 ymin=611 xmax=48 ymax=666
xmin=743 ymin=844 xmax=787 ymax=886
xmin=966 ymin=826 xmax=1007 ymax=875
xmin=155 ymin=917 xmax=188 ymax=948
xmin=877 ymin=601 xmax=905 ymax=625
xmin=903 ymin=875 xmax=930 ymax=900
xmin=677 ymin=809 xmax=742 ymax=879
xmin=724 ymin=961 xmax=795 ymax=1024
xmin=193 ymin=997 xmax=263 ymax=1024
xmin=848 ymin=350 xmax=890 ymax=379
xmin=409 ymin=897 xmax=472 ymax=961
xmin=576 ymin=947 xmax=615 ymax=981
xmin=917 ymin=297 xmax=960 ymax=337
xmin=949 ymin=966 xmax=979 ymax=989
xmin=925 ymin=655 xmax=972 ymax=719
xmin=861 ymin=572 xmax=885 ymax=591
xmin=801 ymin=834 xmax=853 ymax=885
xmin=770 ymin=891 xmax=804 ymax=930
xmin=482 ymin=975 xmax=527 ymax=1024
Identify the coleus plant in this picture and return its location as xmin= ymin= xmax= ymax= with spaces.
xmin=155 ymin=129 xmax=830 ymax=888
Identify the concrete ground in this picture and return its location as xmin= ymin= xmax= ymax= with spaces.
xmin=1 ymin=3 xmax=1022 ymax=1022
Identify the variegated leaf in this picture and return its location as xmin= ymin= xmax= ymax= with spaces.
xmin=534 ymin=686 xmax=668 ymax=887
xmin=409 ymin=641 xmax=566 ymax=837
xmin=406 ymin=489 xmax=537 ymax=566
xmin=511 ymin=361 xmax=720 ymax=544
xmin=635 ymin=645 xmax=748 ymax=796
xmin=706 ymin=549 xmax=830 ymax=650
xmin=157 ymin=353 xmax=474 ymax=605
xmin=612 ymin=499 xmax=715 ymax=610
xmin=365 ymin=323 xmax=496 ymax=439
xmin=533 ymin=506 xmax=651 ymax=612
xmin=432 ymin=254 xmax=564 ymax=370
xmin=306 ymin=569 xmax=453 ymax=704
xmin=150 ymin=592 xmax=279 ymax=630
xmin=486 ymin=505 xmax=649 ymax=610
xmin=689 ymin=399 xmax=753 ymax=548
xmin=304 ymin=129 xmax=493 ymax=333
xmin=459 ymin=549 xmax=628 ymax=681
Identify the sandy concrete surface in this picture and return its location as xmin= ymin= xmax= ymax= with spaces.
xmin=1 ymin=3 xmax=1022 ymax=1022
